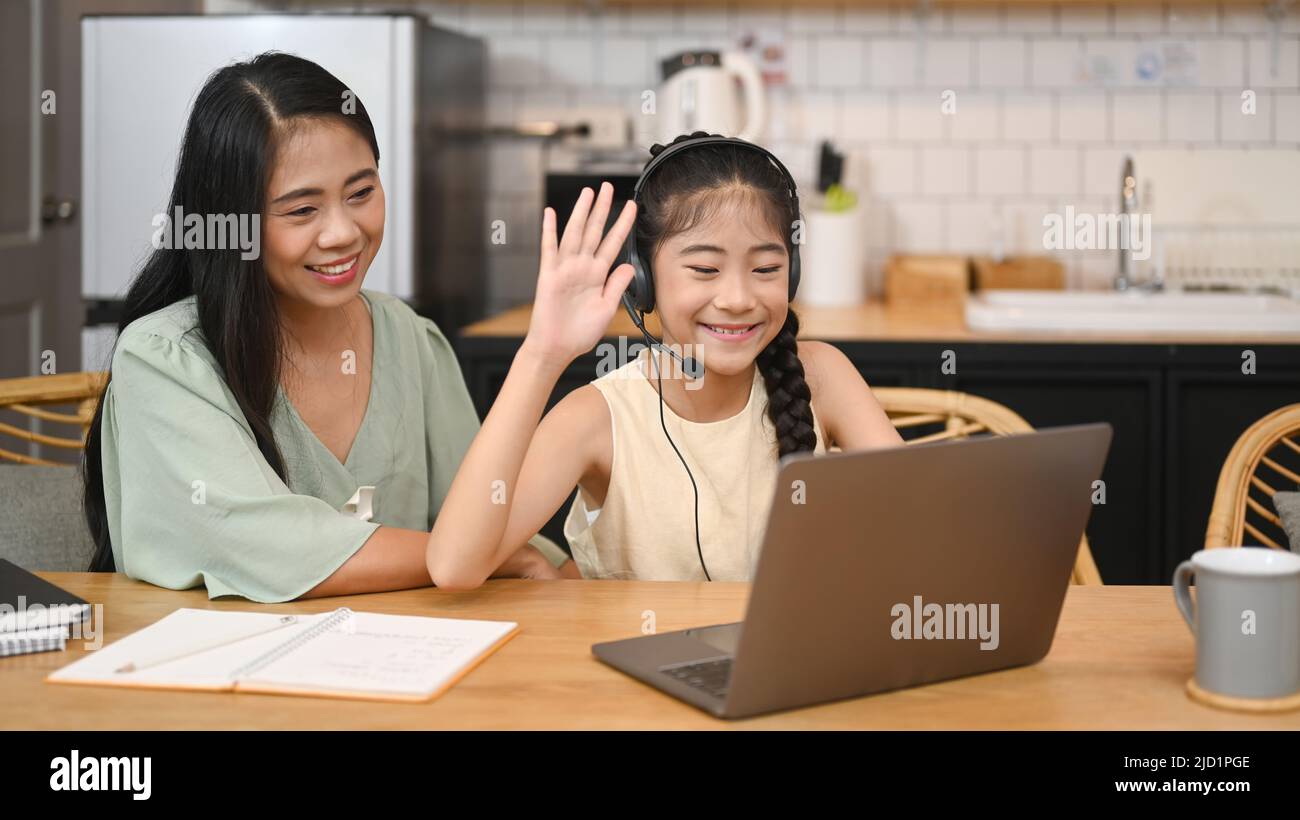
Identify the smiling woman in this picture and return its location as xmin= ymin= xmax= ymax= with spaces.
xmin=80 ymin=52 xmax=638 ymax=602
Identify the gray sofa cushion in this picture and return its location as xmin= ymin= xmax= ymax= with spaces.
xmin=1275 ymin=489 xmax=1300 ymax=552
xmin=0 ymin=464 xmax=96 ymax=571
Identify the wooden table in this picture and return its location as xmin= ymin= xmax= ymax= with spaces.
xmin=3 ymin=574 xmax=1294 ymax=729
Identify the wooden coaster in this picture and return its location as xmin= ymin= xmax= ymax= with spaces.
xmin=1186 ymin=678 xmax=1300 ymax=713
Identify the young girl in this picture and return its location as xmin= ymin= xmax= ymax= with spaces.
xmin=438 ymin=132 xmax=904 ymax=584
xmin=83 ymin=52 xmax=637 ymax=601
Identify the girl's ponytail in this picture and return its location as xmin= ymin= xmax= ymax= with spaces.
xmin=756 ymin=310 xmax=818 ymax=459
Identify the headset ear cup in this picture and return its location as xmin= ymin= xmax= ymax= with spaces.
xmin=623 ymin=230 xmax=650 ymax=313
xmin=641 ymin=261 xmax=656 ymax=314
xmin=626 ymin=256 xmax=654 ymax=314
xmin=789 ymin=246 xmax=800 ymax=302
xmin=627 ymin=234 xmax=656 ymax=313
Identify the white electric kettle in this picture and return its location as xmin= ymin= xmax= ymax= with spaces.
xmin=655 ymin=50 xmax=766 ymax=144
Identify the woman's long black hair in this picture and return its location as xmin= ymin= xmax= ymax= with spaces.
xmin=635 ymin=131 xmax=818 ymax=459
xmin=82 ymin=52 xmax=380 ymax=572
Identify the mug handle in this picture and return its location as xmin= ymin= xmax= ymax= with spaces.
xmin=1172 ymin=560 xmax=1197 ymax=634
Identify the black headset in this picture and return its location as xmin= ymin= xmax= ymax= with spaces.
xmin=615 ymin=135 xmax=802 ymax=582
xmin=621 ymin=134 xmax=802 ymax=317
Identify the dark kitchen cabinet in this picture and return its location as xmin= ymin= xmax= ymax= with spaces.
xmin=1164 ymin=362 xmax=1300 ymax=579
xmin=941 ymin=367 xmax=1162 ymax=586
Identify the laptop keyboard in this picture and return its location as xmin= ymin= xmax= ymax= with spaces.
xmin=660 ymin=657 xmax=733 ymax=699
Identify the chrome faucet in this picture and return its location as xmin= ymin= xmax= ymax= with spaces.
xmin=1115 ymin=157 xmax=1138 ymax=290
xmin=1114 ymin=156 xmax=1162 ymax=292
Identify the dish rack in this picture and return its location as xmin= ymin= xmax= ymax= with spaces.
xmin=1133 ymin=150 xmax=1300 ymax=299
xmin=1151 ymin=227 xmax=1300 ymax=297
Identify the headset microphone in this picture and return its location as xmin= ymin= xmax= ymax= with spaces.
xmin=621 ymin=294 xmax=703 ymax=381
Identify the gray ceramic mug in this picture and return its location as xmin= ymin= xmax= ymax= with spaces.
xmin=1173 ymin=548 xmax=1300 ymax=699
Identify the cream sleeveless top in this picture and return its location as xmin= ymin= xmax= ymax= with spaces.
xmin=563 ymin=347 xmax=827 ymax=581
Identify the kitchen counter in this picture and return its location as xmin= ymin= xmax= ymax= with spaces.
xmin=460 ymin=297 xmax=1300 ymax=345
xmin=452 ymin=297 xmax=1300 ymax=587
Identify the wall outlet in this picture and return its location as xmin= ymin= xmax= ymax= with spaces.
xmin=562 ymin=106 xmax=630 ymax=150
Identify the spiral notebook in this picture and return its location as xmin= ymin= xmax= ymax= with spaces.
xmin=46 ymin=607 xmax=519 ymax=703
xmin=1 ymin=626 xmax=69 ymax=658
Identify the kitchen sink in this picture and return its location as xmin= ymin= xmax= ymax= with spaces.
xmin=965 ymin=289 xmax=1300 ymax=335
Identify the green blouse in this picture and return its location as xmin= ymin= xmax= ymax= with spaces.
xmin=100 ymin=289 xmax=567 ymax=603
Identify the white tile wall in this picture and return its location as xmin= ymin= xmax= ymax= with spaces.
xmin=975 ymin=146 xmax=1027 ymax=194
xmin=1197 ymin=38 xmax=1248 ymax=87
xmin=793 ymin=91 xmax=841 ymax=143
xmin=816 ymin=37 xmax=869 ymax=87
xmin=1001 ymin=199 xmax=1056 ymax=253
xmin=1165 ymin=91 xmax=1219 ymax=142
xmin=1003 ymin=4 xmax=1056 ymax=34
xmin=870 ymin=38 xmax=920 ymax=87
xmin=946 ymin=201 xmax=997 ymax=251
xmin=895 ymin=91 xmax=948 ymax=140
xmin=1114 ymin=6 xmax=1165 ymax=34
xmin=1058 ymin=6 xmax=1111 ymax=34
xmin=1278 ymin=91 xmax=1300 ymax=140
xmin=948 ymin=7 xmax=1002 ymax=35
xmin=841 ymin=6 xmax=893 ymax=34
xmin=924 ymin=39 xmax=975 ymax=87
xmin=270 ymin=0 xmax=1300 ymax=308
xmin=892 ymin=200 xmax=946 ymax=250
xmin=1082 ymin=147 xmax=1127 ymax=197
xmin=600 ymin=36 xmax=651 ymax=88
xmin=1167 ymin=4 xmax=1219 ymax=34
xmin=1057 ymin=91 xmax=1109 ymax=141
xmin=1082 ymin=40 xmax=1143 ymax=88
xmin=1248 ymin=36 xmax=1300 ymax=88
xmin=863 ymin=145 xmax=918 ymax=195
xmin=977 ymin=38 xmax=1027 ymax=87
xmin=920 ymin=146 xmax=971 ymax=195
xmin=949 ymin=92 xmax=1000 ymax=141
xmin=1002 ymin=92 xmax=1055 ymax=140
xmin=783 ymin=35 xmax=814 ymax=86
xmin=1029 ymin=145 xmax=1081 ymax=195
xmin=789 ymin=6 xmax=839 ymax=34
xmin=1112 ymin=92 xmax=1164 ymax=142
xmin=1219 ymin=89 xmax=1274 ymax=142
xmin=1031 ymin=38 xmax=1085 ymax=87
xmin=842 ymin=91 xmax=892 ymax=140
xmin=1222 ymin=6 xmax=1272 ymax=34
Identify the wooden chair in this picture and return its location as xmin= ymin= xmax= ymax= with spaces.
xmin=1205 ymin=403 xmax=1300 ymax=551
xmin=0 ymin=372 xmax=108 ymax=466
xmin=871 ymin=387 xmax=1105 ymax=586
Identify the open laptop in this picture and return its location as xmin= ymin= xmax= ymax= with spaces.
xmin=592 ymin=422 xmax=1112 ymax=719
